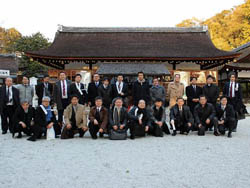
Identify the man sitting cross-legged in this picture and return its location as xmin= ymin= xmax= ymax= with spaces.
xmin=169 ymin=97 xmax=194 ymax=136
xmin=215 ymin=96 xmax=236 ymax=138
xmin=61 ymin=95 xmax=88 ymax=139
xmin=88 ymin=97 xmax=108 ymax=139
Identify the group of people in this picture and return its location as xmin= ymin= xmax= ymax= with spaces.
xmin=0 ymin=70 xmax=243 ymax=141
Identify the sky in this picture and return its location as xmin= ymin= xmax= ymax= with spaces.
xmin=0 ymin=0 xmax=245 ymax=41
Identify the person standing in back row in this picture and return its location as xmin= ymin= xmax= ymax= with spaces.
xmin=202 ymin=75 xmax=219 ymax=107
xmin=88 ymin=73 xmax=101 ymax=107
xmin=16 ymin=76 xmax=34 ymax=106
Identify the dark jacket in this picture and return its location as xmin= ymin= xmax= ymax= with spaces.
xmin=109 ymin=106 xmax=128 ymax=128
xmin=12 ymin=105 xmax=34 ymax=130
xmin=0 ymin=85 xmax=20 ymax=114
xmin=202 ymin=84 xmax=219 ymax=105
xmin=128 ymin=106 xmax=151 ymax=127
xmin=35 ymin=106 xmax=57 ymax=128
xmin=170 ymin=104 xmax=194 ymax=125
xmin=186 ymin=85 xmax=203 ymax=112
xmin=132 ymin=79 xmax=150 ymax=105
xmin=69 ymin=82 xmax=88 ymax=105
xmin=35 ymin=82 xmax=53 ymax=105
xmin=88 ymin=81 xmax=101 ymax=106
xmin=53 ymin=80 xmax=72 ymax=110
xmin=223 ymin=82 xmax=242 ymax=101
xmin=89 ymin=106 xmax=108 ymax=132
xmin=98 ymin=84 xmax=113 ymax=108
xmin=111 ymin=82 xmax=128 ymax=99
xmin=150 ymin=105 xmax=167 ymax=123
xmin=193 ymin=103 xmax=216 ymax=125
xmin=215 ymin=104 xmax=235 ymax=121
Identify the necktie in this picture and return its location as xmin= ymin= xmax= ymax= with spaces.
xmin=193 ymin=85 xmax=196 ymax=92
xmin=63 ymin=81 xmax=66 ymax=96
xmin=118 ymin=82 xmax=121 ymax=91
xmin=229 ymin=83 xmax=233 ymax=98
xmin=95 ymin=82 xmax=98 ymax=87
xmin=7 ymin=87 xmax=10 ymax=102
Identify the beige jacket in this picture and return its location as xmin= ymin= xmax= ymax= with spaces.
xmin=167 ymin=82 xmax=184 ymax=107
xmin=63 ymin=104 xmax=88 ymax=129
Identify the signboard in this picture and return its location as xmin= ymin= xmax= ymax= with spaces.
xmin=0 ymin=69 xmax=10 ymax=77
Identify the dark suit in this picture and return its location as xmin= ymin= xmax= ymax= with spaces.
xmin=215 ymin=104 xmax=236 ymax=134
xmin=98 ymin=84 xmax=113 ymax=109
xmin=186 ymin=85 xmax=203 ymax=114
xmin=203 ymin=84 xmax=219 ymax=106
xmin=132 ymin=80 xmax=150 ymax=105
xmin=111 ymin=82 xmax=128 ymax=99
xmin=69 ymin=82 xmax=87 ymax=105
xmin=109 ymin=106 xmax=128 ymax=130
xmin=35 ymin=82 xmax=53 ymax=105
xmin=12 ymin=106 xmax=34 ymax=136
xmin=53 ymin=79 xmax=72 ymax=123
xmin=0 ymin=85 xmax=20 ymax=133
xmin=170 ymin=104 xmax=194 ymax=133
xmin=193 ymin=103 xmax=218 ymax=135
xmin=88 ymin=81 xmax=101 ymax=106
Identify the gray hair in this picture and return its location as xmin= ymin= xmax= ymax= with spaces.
xmin=42 ymin=96 xmax=51 ymax=102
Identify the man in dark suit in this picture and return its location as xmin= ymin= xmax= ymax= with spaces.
xmin=88 ymin=97 xmax=108 ymax=139
xmin=111 ymin=74 xmax=128 ymax=104
xmin=88 ymin=73 xmax=101 ymax=107
xmin=69 ymin=74 xmax=87 ymax=105
xmin=170 ymin=97 xmax=194 ymax=136
xmin=35 ymin=75 xmax=53 ymax=105
xmin=193 ymin=95 xmax=219 ymax=136
xmin=52 ymin=72 xmax=72 ymax=125
xmin=132 ymin=72 xmax=150 ymax=106
xmin=98 ymin=77 xmax=113 ymax=109
xmin=0 ymin=77 xmax=20 ymax=134
xmin=12 ymin=100 xmax=34 ymax=138
xmin=186 ymin=77 xmax=203 ymax=114
xmin=203 ymin=75 xmax=219 ymax=107
xmin=215 ymin=96 xmax=236 ymax=138
xmin=223 ymin=72 xmax=243 ymax=131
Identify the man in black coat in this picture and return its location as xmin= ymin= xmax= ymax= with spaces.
xmin=202 ymin=75 xmax=219 ymax=107
xmin=35 ymin=75 xmax=53 ymax=105
xmin=53 ymin=72 xmax=72 ymax=125
xmin=170 ymin=97 xmax=194 ymax=136
xmin=223 ymin=72 xmax=243 ymax=131
xmin=0 ymin=77 xmax=20 ymax=134
xmin=215 ymin=96 xmax=236 ymax=138
xmin=132 ymin=72 xmax=150 ymax=106
xmin=12 ymin=100 xmax=34 ymax=138
xmin=186 ymin=77 xmax=203 ymax=114
xmin=88 ymin=73 xmax=101 ymax=107
xmin=69 ymin=74 xmax=87 ymax=105
xmin=98 ymin=77 xmax=113 ymax=109
xmin=111 ymin=74 xmax=128 ymax=104
xmin=193 ymin=95 xmax=219 ymax=136
xmin=27 ymin=96 xmax=60 ymax=142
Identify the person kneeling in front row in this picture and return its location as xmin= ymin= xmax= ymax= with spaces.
xmin=109 ymin=98 xmax=128 ymax=137
xmin=61 ymin=95 xmax=88 ymax=139
xmin=149 ymin=98 xmax=170 ymax=137
xmin=169 ymin=97 xmax=194 ymax=136
xmin=88 ymin=97 xmax=108 ymax=139
xmin=128 ymin=100 xmax=151 ymax=139
xmin=27 ymin=97 xmax=60 ymax=141
xmin=215 ymin=96 xmax=236 ymax=138
xmin=193 ymin=95 xmax=219 ymax=136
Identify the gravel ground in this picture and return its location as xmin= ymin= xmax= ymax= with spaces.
xmin=0 ymin=108 xmax=250 ymax=188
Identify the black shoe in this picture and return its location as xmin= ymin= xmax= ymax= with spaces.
xmin=130 ymin=135 xmax=135 ymax=140
xmin=91 ymin=135 xmax=98 ymax=139
xmin=27 ymin=136 xmax=36 ymax=142
xmin=180 ymin=131 xmax=184 ymax=135
xmin=172 ymin=130 xmax=177 ymax=136
xmin=214 ymin=131 xmax=220 ymax=136
xmin=228 ymin=132 xmax=232 ymax=138
xmin=99 ymin=133 xmax=104 ymax=138
xmin=2 ymin=131 xmax=7 ymax=134
xmin=16 ymin=133 xmax=22 ymax=138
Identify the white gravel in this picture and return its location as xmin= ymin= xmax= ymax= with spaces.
xmin=1 ymin=109 xmax=250 ymax=188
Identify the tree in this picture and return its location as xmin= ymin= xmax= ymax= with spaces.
xmin=0 ymin=27 xmax=21 ymax=53
xmin=176 ymin=0 xmax=250 ymax=50
xmin=11 ymin=32 xmax=51 ymax=77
